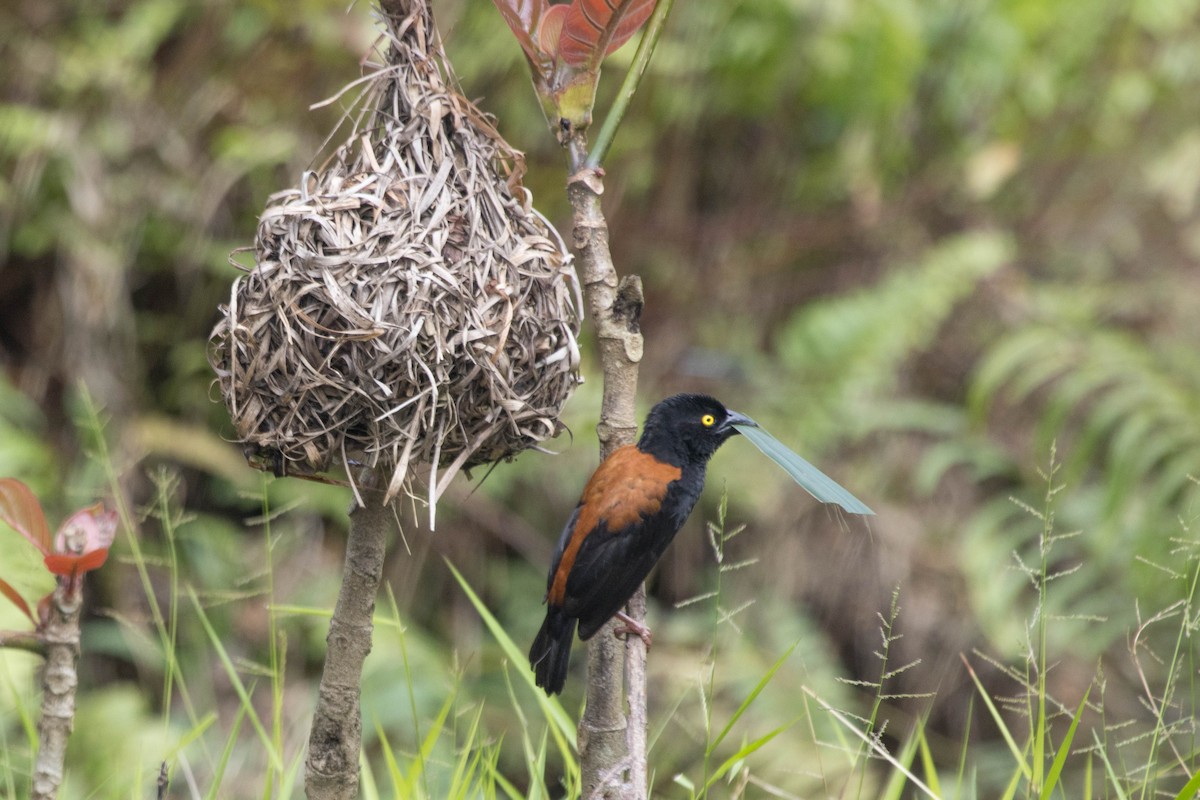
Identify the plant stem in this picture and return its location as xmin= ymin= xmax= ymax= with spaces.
xmin=1033 ymin=445 xmax=1057 ymax=793
xmin=566 ymin=156 xmax=647 ymax=798
xmin=32 ymin=581 xmax=83 ymax=800
xmin=0 ymin=630 xmax=45 ymax=656
xmin=700 ymin=500 xmax=727 ymax=796
xmin=304 ymin=486 xmax=392 ymax=800
xmin=587 ymin=0 xmax=677 ymax=169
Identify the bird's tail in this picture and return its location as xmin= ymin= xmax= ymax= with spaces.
xmin=529 ymin=605 xmax=576 ymax=695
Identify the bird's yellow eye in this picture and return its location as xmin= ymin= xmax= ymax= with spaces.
xmin=701 ymin=414 xmax=716 ymax=427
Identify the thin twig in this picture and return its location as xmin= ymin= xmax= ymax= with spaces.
xmin=0 ymin=629 xmax=46 ymax=656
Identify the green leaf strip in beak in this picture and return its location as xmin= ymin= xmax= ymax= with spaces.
xmin=732 ymin=422 xmax=875 ymax=516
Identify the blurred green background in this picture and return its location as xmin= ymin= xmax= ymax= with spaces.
xmin=2 ymin=0 xmax=1200 ymax=796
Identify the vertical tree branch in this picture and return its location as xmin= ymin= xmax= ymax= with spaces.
xmin=32 ymin=582 xmax=83 ymax=800
xmin=623 ymin=586 xmax=649 ymax=797
xmin=581 ymin=617 xmax=629 ymax=799
xmin=567 ymin=147 xmax=648 ymax=799
xmin=305 ymin=486 xmax=391 ymax=800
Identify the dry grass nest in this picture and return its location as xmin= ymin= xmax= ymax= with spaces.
xmin=209 ymin=0 xmax=582 ymax=509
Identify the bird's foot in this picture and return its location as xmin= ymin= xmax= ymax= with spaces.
xmin=613 ymin=611 xmax=653 ymax=648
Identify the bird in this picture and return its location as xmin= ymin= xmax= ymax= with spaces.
xmin=529 ymin=393 xmax=754 ymax=695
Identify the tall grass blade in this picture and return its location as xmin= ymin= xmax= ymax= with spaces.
xmin=445 ymin=560 xmax=575 ymax=745
xmin=702 ymin=725 xmax=792 ymax=793
xmin=915 ymin=720 xmax=943 ymax=797
xmin=1033 ymin=684 xmax=1046 ymax=794
xmin=447 ymin=706 xmax=486 ymax=798
xmin=1172 ymin=768 xmax=1200 ymax=800
xmin=484 ymin=745 xmax=526 ymax=800
xmin=502 ymin=665 xmax=562 ymax=799
xmin=360 ymin=744 xmax=382 ymax=800
xmin=803 ymin=686 xmax=942 ymax=799
xmin=406 ymin=690 xmax=456 ymax=792
xmin=961 ymin=655 xmax=1031 ymax=781
xmin=186 ymin=587 xmax=283 ymax=772
xmin=374 ymin=720 xmax=404 ymax=796
xmin=1039 ymin=686 xmax=1090 ymax=800
xmin=279 ymin=750 xmax=306 ymax=800
xmin=203 ymin=705 xmax=246 ymax=800
xmin=80 ymin=395 xmax=212 ymax=764
xmin=707 ymin=640 xmax=798 ymax=755
xmin=382 ymin=585 xmax=430 ymax=798
xmin=528 ymin=731 xmax=549 ymax=800
xmin=955 ymin=698 xmax=974 ymax=798
xmin=880 ymin=726 xmax=921 ymax=800
xmin=1090 ymin=730 xmax=1130 ymax=800
xmin=999 ymin=761 xmax=1025 ymax=800
xmin=167 ymin=712 xmax=217 ymax=762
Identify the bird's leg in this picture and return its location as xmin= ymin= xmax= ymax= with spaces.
xmin=612 ymin=611 xmax=653 ymax=648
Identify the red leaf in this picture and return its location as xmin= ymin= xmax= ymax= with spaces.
xmin=44 ymin=548 xmax=110 ymax=578
xmin=491 ymin=0 xmax=551 ymax=64
xmin=537 ymin=4 xmax=569 ymax=58
xmin=54 ymin=504 xmax=117 ymax=554
xmin=558 ymin=0 xmax=657 ymax=68
xmin=0 ymin=576 xmax=35 ymax=624
xmin=43 ymin=503 xmax=117 ymax=578
xmin=0 ymin=478 xmax=51 ymax=555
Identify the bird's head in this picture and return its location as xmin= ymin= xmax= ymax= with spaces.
xmin=637 ymin=393 xmax=756 ymax=465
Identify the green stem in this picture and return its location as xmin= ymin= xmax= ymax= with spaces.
xmin=586 ymin=0 xmax=677 ymax=168
xmin=1034 ymin=444 xmax=1056 ymax=794
xmin=700 ymin=495 xmax=727 ymax=798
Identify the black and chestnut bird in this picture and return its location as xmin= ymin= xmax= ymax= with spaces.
xmin=529 ymin=394 xmax=754 ymax=695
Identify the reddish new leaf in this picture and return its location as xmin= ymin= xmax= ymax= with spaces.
xmin=0 ymin=576 xmax=35 ymax=624
xmin=0 ymin=478 xmax=51 ymax=555
xmin=537 ymin=4 xmax=569 ymax=57
xmin=558 ymin=0 xmax=657 ymax=68
xmin=43 ymin=504 xmax=117 ymax=579
xmin=491 ymin=0 xmax=551 ymax=64
xmin=44 ymin=549 xmax=110 ymax=579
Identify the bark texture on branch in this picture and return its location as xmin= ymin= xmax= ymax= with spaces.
xmin=32 ymin=582 xmax=83 ymax=800
xmin=304 ymin=489 xmax=392 ymax=800
xmin=623 ymin=585 xmax=649 ymax=797
xmin=567 ymin=155 xmax=648 ymax=799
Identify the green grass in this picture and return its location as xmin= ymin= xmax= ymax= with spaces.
xmin=771 ymin=447 xmax=1200 ymax=800
xmin=3 ymin=431 xmax=1200 ymax=798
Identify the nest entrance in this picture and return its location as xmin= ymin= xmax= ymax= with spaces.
xmin=209 ymin=0 xmax=582 ymax=512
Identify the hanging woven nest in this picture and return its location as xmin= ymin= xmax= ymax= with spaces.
xmin=209 ymin=0 xmax=582 ymax=508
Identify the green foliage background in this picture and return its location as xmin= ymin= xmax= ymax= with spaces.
xmin=2 ymin=0 xmax=1200 ymax=796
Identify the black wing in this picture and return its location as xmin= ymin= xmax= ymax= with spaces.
xmin=566 ymin=511 xmax=679 ymax=640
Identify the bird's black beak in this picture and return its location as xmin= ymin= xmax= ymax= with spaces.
xmin=720 ymin=410 xmax=758 ymax=434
